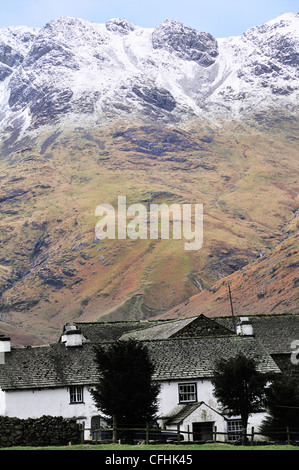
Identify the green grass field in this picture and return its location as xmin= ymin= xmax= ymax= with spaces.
xmin=1 ymin=443 xmax=299 ymax=450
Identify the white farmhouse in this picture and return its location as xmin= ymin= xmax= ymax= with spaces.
xmin=0 ymin=313 xmax=297 ymax=443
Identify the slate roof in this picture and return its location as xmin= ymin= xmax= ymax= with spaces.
xmin=119 ymin=317 xmax=196 ymax=341
xmin=0 ymin=334 xmax=280 ymax=391
xmin=216 ymin=314 xmax=299 ymax=354
xmin=71 ymin=320 xmax=165 ymax=343
xmin=0 ymin=343 xmax=100 ymax=391
xmin=1 ymin=313 xmax=294 ymax=392
xmin=145 ymin=336 xmax=281 ymax=381
xmin=119 ymin=314 xmax=234 ymax=341
xmin=164 ymin=403 xmax=201 ymax=425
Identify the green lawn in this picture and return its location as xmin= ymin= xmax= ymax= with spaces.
xmin=1 ymin=443 xmax=298 ymax=450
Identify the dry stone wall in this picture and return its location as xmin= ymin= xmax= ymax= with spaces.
xmin=0 ymin=415 xmax=81 ymax=447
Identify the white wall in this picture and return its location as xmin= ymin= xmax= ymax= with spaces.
xmin=247 ymin=413 xmax=268 ymax=441
xmin=2 ymin=379 xmax=269 ymax=443
xmin=4 ymin=386 xmax=101 ymax=439
xmin=157 ymin=379 xmax=269 ymax=442
xmin=0 ymin=388 xmax=5 ymax=415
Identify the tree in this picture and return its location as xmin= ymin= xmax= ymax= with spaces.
xmin=211 ymin=353 xmax=272 ymax=443
xmin=260 ymin=375 xmax=299 ymax=441
xmin=91 ymin=339 xmax=160 ymax=442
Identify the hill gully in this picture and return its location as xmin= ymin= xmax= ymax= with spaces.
xmin=95 ymin=196 xmax=203 ymax=251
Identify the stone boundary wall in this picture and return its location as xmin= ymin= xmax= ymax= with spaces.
xmin=0 ymin=415 xmax=81 ymax=447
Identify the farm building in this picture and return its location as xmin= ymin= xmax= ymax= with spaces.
xmin=0 ymin=313 xmax=298 ymax=442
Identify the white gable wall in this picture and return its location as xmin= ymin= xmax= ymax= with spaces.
xmin=165 ymin=407 xmax=268 ymax=442
xmin=165 ymin=402 xmax=227 ymax=442
xmin=182 ymin=403 xmax=226 ymax=441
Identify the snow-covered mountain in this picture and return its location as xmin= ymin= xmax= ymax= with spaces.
xmin=0 ymin=13 xmax=298 ymax=345
xmin=0 ymin=13 xmax=298 ymax=140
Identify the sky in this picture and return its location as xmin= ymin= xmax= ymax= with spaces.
xmin=0 ymin=0 xmax=298 ymax=37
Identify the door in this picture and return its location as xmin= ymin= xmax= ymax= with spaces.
xmin=192 ymin=422 xmax=214 ymax=441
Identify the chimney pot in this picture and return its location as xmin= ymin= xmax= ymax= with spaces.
xmin=61 ymin=325 xmax=83 ymax=347
xmin=236 ymin=317 xmax=254 ymax=338
xmin=0 ymin=336 xmax=11 ymax=364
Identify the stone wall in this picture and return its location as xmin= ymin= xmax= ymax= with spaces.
xmin=0 ymin=415 xmax=81 ymax=447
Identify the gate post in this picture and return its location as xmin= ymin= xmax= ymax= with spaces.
xmin=251 ymin=427 xmax=254 ymax=446
xmin=177 ymin=424 xmax=181 ymax=444
xmin=113 ymin=416 xmax=117 ymax=444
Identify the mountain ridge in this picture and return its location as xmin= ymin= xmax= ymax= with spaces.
xmin=1 ymin=12 xmax=299 ymax=141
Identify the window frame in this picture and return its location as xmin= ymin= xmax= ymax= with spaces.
xmin=227 ymin=419 xmax=243 ymax=441
xmin=178 ymin=382 xmax=197 ymax=404
xmin=69 ymin=385 xmax=84 ymax=404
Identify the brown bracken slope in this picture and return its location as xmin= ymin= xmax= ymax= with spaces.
xmin=0 ymin=113 xmax=298 ymax=344
xmin=160 ymin=232 xmax=299 ymax=320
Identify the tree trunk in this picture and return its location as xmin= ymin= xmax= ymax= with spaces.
xmin=113 ymin=415 xmax=117 ymax=443
xmin=241 ymin=416 xmax=248 ymax=445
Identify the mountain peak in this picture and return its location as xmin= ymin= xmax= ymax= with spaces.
xmin=266 ymin=11 xmax=299 ymax=24
xmin=105 ymin=18 xmax=136 ymax=34
xmin=152 ymin=19 xmax=218 ymax=66
xmin=0 ymin=13 xmax=298 ymax=141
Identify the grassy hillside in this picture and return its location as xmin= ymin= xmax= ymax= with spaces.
xmin=160 ymin=233 xmax=299 ymax=320
xmin=0 ymin=113 xmax=298 ymax=344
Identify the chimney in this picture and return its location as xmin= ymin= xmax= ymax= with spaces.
xmin=0 ymin=335 xmax=11 ymax=364
xmin=236 ymin=317 xmax=254 ymax=338
xmin=61 ymin=324 xmax=83 ymax=347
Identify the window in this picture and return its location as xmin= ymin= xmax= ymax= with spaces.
xmin=70 ymin=385 xmax=84 ymax=403
xmin=178 ymin=383 xmax=197 ymax=403
xmin=227 ymin=420 xmax=242 ymax=441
